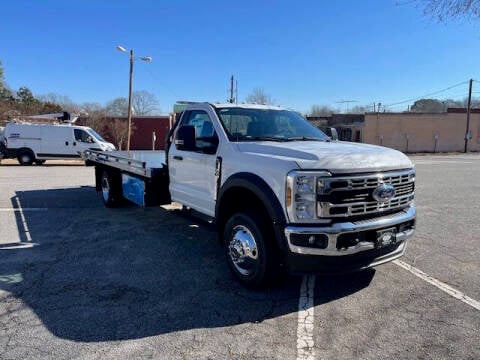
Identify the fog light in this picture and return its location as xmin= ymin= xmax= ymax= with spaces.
xmin=290 ymin=233 xmax=328 ymax=249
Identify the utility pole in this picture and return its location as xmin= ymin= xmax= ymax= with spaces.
xmin=117 ymin=45 xmax=152 ymax=151
xmin=229 ymin=75 xmax=235 ymax=103
xmin=464 ymin=78 xmax=473 ymax=153
xmin=235 ymin=80 xmax=238 ymax=104
xmin=127 ymin=49 xmax=134 ymax=151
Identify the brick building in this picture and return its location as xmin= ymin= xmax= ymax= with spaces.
xmin=308 ymin=109 xmax=480 ymax=153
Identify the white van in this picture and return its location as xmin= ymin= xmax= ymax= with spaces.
xmin=2 ymin=122 xmax=116 ymax=165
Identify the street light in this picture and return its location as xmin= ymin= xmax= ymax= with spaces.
xmin=116 ymin=45 xmax=152 ymax=150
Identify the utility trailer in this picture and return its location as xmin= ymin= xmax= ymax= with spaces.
xmin=84 ymin=150 xmax=170 ymax=208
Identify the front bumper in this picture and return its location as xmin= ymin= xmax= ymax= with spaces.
xmin=284 ymin=205 xmax=416 ymax=273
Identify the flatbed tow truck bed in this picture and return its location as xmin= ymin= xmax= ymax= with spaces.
xmin=83 ymin=150 xmax=169 ymax=207
xmin=83 ymin=150 xmax=166 ymax=178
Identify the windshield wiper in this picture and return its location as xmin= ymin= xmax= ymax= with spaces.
xmin=284 ymin=136 xmax=328 ymax=142
xmin=235 ymin=136 xmax=288 ymax=142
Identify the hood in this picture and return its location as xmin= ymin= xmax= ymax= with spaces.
xmin=236 ymin=141 xmax=413 ymax=174
xmin=100 ymin=142 xmax=116 ymax=151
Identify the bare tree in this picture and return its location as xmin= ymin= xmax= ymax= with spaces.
xmin=80 ymin=102 xmax=106 ymax=132
xmin=107 ymin=118 xmax=129 ymax=150
xmin=38 ymin=93 xmax=77 ymax=112
xmin=105 ymin=97 xmax=128 ymax=116
xmin=350 ymin=105 xmax=370 ymax=114
xmin=309 ymin=104 xmax=336 ymax=116
xmin=133 ymin=90 xmax=159 ymax=115
xmin=245 ymin=88 xmax=274 ymax=105
xmin=414 ymin=0 xmax=480 ymax=21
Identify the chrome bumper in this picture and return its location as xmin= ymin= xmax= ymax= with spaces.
xmin=284 ymin=205 xmax=416 ymax=256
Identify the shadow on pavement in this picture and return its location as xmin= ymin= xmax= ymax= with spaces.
xmin=0 ymin=186 xmax=374 ymax=341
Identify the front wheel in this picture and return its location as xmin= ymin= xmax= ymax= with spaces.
xmin=223 ymin=211 xmax=279 ymax=288
xmin=0 ymin=142 xmax=5 ymax=159
xmin=18 ymin=150 xmax=34 ymax=166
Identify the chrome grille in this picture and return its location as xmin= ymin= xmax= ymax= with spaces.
xmin=317 ymin=169 xmax=415 ymax=218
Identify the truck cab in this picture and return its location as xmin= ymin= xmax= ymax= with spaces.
xmin=86 ymin=102 xmax=416 ymax=288
xmin=169 ymin=103 xmax=416 ymax=286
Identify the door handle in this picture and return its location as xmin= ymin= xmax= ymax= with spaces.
xmin=65 ymin=141 xmax=69 ymax=146
xmin=173 ymin=155 xmax=183 ymax=161
xmin=73 ymin=142 xmax=76 ymax=146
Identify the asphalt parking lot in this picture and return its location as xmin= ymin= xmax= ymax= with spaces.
xmin=0 ymin=154 xmax=479 ymax=360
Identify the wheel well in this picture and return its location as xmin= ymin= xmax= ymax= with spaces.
xmin=18 ymin=147 xmax=34 ymax=157
xmin=94 ymin=165 xmax=121 ymax=192
xmin=217 ymin=186 xmax=271 ymax=243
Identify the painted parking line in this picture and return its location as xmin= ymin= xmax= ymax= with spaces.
xmin=394 ymin=260 xmax=480 ymax=311
xmin=297 ymin=275 xmax=316 ymax=360
xmin=0 ymin=242 xmax=38 ymax=249
xmin=0 ymin=208 xmax=48 ymax=212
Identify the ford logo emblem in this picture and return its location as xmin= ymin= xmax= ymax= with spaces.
xmin=372 ymin=184 xmax=396 ymax=202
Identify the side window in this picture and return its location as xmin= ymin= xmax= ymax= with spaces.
xmin=74 ymin=129 xmax=92 ymax=143
xmin=177 ymin=110 xmax=218 ymax=153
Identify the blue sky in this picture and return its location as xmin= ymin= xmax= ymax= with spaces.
xmin=1 ymin=0 xmax=480 ymax=114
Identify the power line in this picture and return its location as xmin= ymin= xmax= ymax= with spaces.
xmin=336 ymin=99 xmax=358 ymax=112
xmin=385 ymin=80 xmax=470 ymax=108
xmin=144 ymin=68 xmax=181 ymax=99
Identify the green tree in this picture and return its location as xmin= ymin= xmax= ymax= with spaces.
xmin=40 ymin=102 xmax=62 ymax=114
xmin=0 ymin=60 xmax=4 ymax=88
xmin=18 ymin=87 xmax=40 ymax=114
xmin=410 ymin=99 xmax=445 ymax=113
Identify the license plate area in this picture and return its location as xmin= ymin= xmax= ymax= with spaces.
xmin=376 ymin=227 xmax=396 ymax=248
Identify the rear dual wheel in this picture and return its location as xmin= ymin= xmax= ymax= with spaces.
xmin=100 ymin=170 xmax=123 ymax=207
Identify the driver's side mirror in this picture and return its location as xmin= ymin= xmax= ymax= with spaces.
xmin=321 ymin=127 xmax=339 ymax=141
xmin=174 ymin=125 xmax=196 ymax=151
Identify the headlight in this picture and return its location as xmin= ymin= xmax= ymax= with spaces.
xmin=286 ymin=170 xmax=331 ymax=223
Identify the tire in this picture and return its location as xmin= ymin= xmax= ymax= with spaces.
xmin=17 ymin=150 xmax=34 ymax=166
xmin=223 ymin=210 xmax=280 ymax=288
xmin=100 ymin=170 xmax=123 ymax=207
xmin=35 ymin=160 xmax=46 ymax=165
xmin=0 ymin=142 xmax=5 ymax=159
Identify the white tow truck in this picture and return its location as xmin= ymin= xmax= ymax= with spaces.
xmin=83 ymin=102 xmax=416 ymax=287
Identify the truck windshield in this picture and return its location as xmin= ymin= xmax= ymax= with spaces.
xmin=87 ymin=129 xmax=106 ymax=142
xmin=216 ymin=107 xmax=330 ymax=142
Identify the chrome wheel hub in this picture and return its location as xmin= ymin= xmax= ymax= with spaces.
xmin=228 ymin=225 xmax=259 ymax=276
